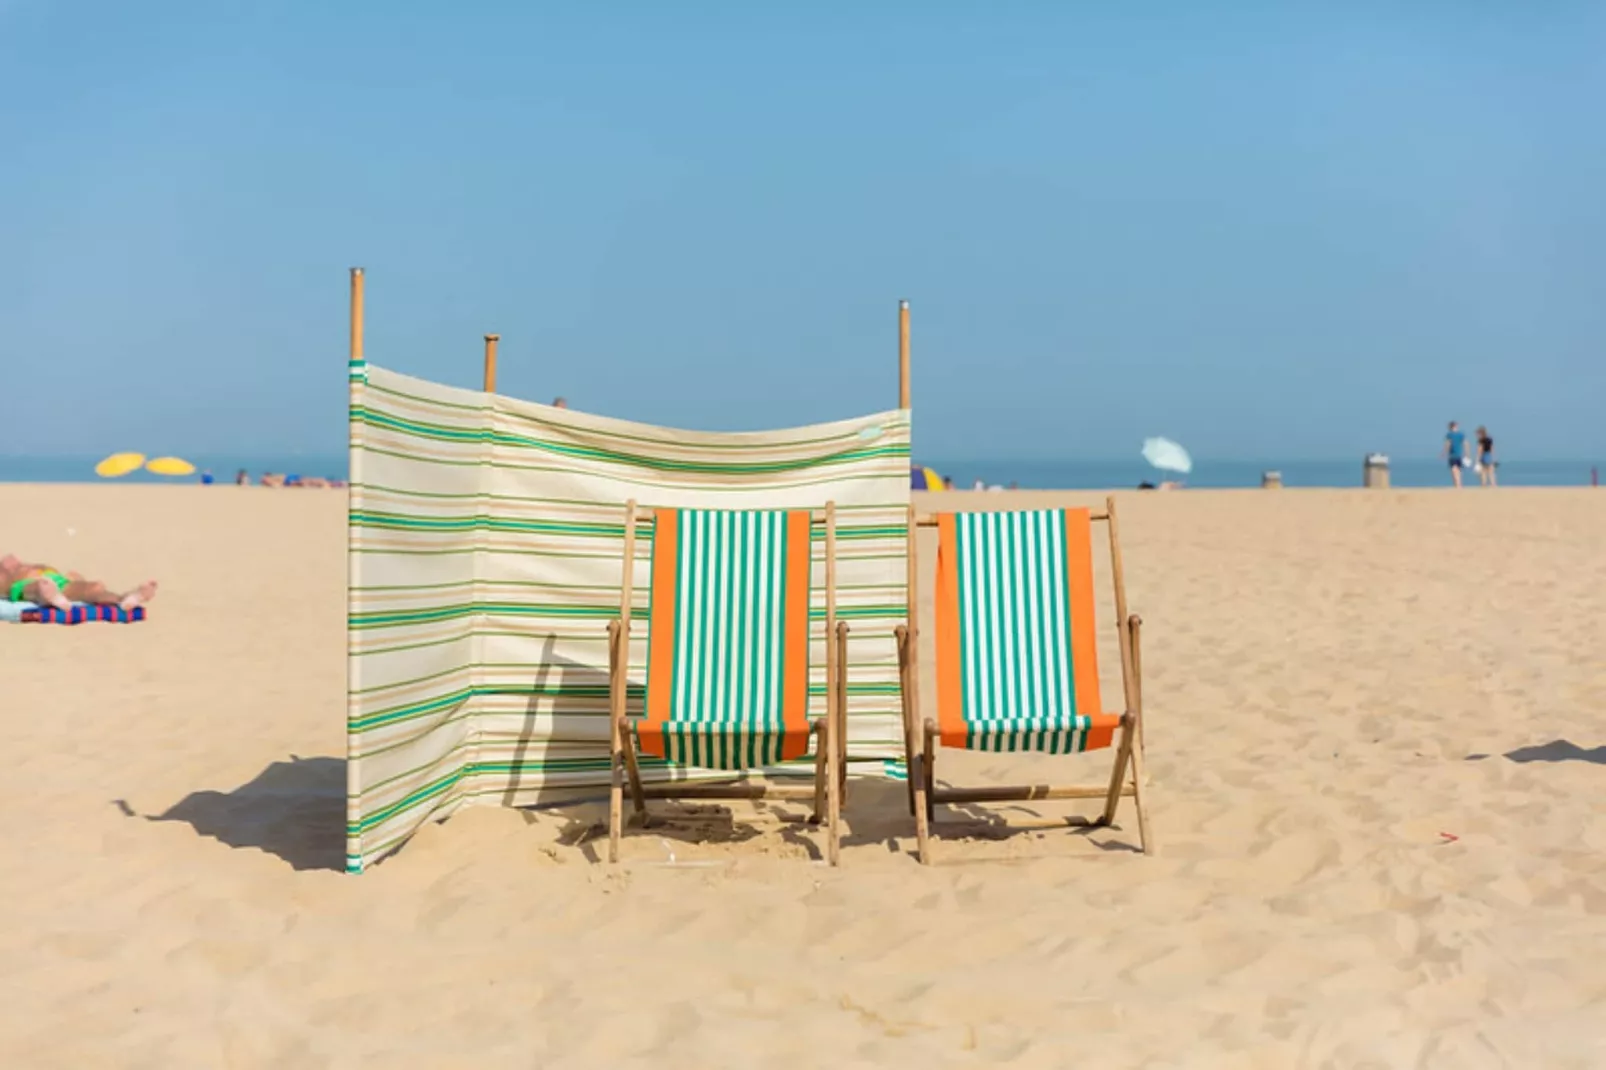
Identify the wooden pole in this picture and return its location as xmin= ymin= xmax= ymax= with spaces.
xmin=899 ymin=299 xmax=917 ymax=816
xmin=345 ymin=266 xmax=364 ymax=871
xmin=898 ymin=299 xmax=910 ymax=409
xmin=483 ymin=334 xmax=499 ymax=393
xmin=350 ymin=268 xmax=364 ymax=364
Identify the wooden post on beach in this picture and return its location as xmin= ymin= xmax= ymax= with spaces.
xmin=483 ymin=334 xmax=499 ymax=393
xmin=899 ymin=299 xmax=920 ymax=795
xmin=346 ymin=266 xmax=365 ymax=872
xmin=349 ymin=268 xmax=364 ymax=364
xmin=898 ymin=300 xmax=911 ymax=410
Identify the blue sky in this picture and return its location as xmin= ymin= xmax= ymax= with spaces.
xmin=3 ymin=3 xmax=1602 ymax=462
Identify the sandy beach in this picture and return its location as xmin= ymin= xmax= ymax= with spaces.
xmin=1 ymin=483 xmax=1602 ymax=1067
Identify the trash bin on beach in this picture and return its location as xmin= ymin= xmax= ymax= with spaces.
xmin=1261 ymin=470 xmax=1282 ymax=489
xmin=1363 ymin=453 xmax=1390 ymax=489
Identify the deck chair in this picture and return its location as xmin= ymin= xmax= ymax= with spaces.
xmin=607 ymin=501 xmax=849 ymax=865
xmin=896 ymin=498 xmax=1152 ymax=863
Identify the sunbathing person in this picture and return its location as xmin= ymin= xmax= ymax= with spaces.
xmin=0 ymin=554 xmax=158 ymax=612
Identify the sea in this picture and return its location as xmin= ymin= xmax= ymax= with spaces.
xmin=1 ymin=454 xmax=1598 ymax=490
xmin=921 ymin=458 xmax=1599 ymax=490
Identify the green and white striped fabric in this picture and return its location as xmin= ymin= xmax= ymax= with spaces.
xmin=640 ymin=508 xmax=812 ymax=771
xmin=346 ymin=362 xmax=908 ymax=872
xmin=941 ymin=509 xmax=1118 ymax=755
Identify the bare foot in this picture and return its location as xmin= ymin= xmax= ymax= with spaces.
xmin=120 ymin=580 xmax=158 ymax=611
xmin=32 ymin=576 xmax=72 ymax=612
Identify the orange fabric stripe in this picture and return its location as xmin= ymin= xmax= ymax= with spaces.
xmin=642 ymin=508 xmax=681 ymax=737
xmin=778 ymin=510 xmax=813 ymax=760
xmin=934 ymin=514 xmax=968 ymax=747
xmin=1062 ymin=508 xmax=1108 ymax=745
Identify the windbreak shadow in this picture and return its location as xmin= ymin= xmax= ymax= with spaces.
xmin=127 ymin=754 xmax=346 ymax=872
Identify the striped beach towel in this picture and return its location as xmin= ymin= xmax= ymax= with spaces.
xmin=2 ymin=601 xmax=146 ymax=625
xmin=637 ymin=508 xmax=815 ymax=770
xmin=934 ymin=508 xmax=1121 ymax=754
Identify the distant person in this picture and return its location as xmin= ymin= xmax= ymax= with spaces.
xmin=235 ymin=469 xmax=249 ymax=486
xmin=1 ymin=554 xmax=157 ymax=612
xmin=260 ymin=473 xmax=286 ymax=488
xmin=1443 ymin=421 xmax=1467 ymax=488
xmin=1475 ymin=426 xmax=1497 ymax=487
xmin=552 ymin=397 xmax=569 ymax=409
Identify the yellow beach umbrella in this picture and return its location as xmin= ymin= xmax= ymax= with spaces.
xmin=145 ymin=456 xmax=197 ymax=477
xmin=95 ymin=452 xmax=146 ymax=478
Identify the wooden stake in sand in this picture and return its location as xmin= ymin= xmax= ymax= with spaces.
xmin=483 ymin=334 xmax=499 ymax=394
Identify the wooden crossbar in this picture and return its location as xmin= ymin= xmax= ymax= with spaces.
xmin=931 ymin=784 xmax=1136 ymax=804
xmin=914 ymin=509 xmax=1109 ymax=528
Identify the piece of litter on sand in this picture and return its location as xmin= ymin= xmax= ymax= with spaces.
xmin=1439 ymin=832 xmax=1459 ymax=843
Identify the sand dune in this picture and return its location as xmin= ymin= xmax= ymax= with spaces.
xmin=2 ymin=484 xmax=1603 ymax=1067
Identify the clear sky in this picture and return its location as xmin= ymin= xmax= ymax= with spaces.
xmin=3 ymin=3 xmax=1602 ymax=462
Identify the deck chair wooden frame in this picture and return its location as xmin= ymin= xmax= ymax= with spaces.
xmin=896 ymin=495 xmax=1152 ymax=864
xmin=607 ymin=500 xmax=849 ymax=866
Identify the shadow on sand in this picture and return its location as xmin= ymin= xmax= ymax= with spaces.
xmin=1466 ymin=740 xmax=1606 ymax=766
xmin=1501 ymin=740 xmax=1606 ymax=765
xmin=122 ymin=754 xmax=347 ymax=872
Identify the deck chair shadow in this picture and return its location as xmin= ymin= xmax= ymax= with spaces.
xmin=897 ymin=497 xmax=1153 ymax=863
xmin=606 ymin=501 xmax=849 ymax=865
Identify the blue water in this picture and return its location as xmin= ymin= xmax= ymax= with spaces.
xmin=2 ymin=453 xmax=1597 ymax=489
xmin=0 ymin=455 xmax=351 ymax=485
xmin=922 ymin=458 xmax=1600 ymax=490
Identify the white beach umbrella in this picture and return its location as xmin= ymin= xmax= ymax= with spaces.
xmin=1141 ymin=437 xmax=1193 ymax=474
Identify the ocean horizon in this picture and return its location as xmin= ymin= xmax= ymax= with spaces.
xmin=3 ymin=453 xmax=1599 ymax=489
xmin=925 ymin=457 xmax=1601 ymax=490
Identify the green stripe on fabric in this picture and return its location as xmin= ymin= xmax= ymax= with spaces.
xmin=355 ymin=406 xmax=909 ymax=475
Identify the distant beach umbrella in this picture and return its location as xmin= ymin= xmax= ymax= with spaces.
xmin=910 ymin=464 xmax=948 ymax=490
xmin=1141 ymin=437 xmax=1192 ymax=474
xmin=94 ymin=452 xmax=146 ymax=478
xmin=145 ymin=456 xmax=197 ymax=477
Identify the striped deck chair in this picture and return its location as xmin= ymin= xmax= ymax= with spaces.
xmin=896 ymin=497 xmax=1152 ymax=863
xmin=607 ymin=500 xmax=849 ymax=865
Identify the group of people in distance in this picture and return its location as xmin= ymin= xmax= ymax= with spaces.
xmin=196 ymin=470 xmax=344 ymax=487
xmin=1443 ymin=421 xmax=1497 ymax=488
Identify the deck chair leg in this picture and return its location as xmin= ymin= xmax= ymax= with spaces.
xmin=895 ymin=626 xmax=917 ymax=816
xmin=810 ymin=721 xmax=829 ymax=824
xmin=1127 ymin=716 xmax=1154 ymax=855
xmin=835 ymin=622 xmax=850 ymax=807
xmin=622 ymin=732 xmax=647 ymax=818
xmin=607 ymin=621 xmax=625 ymax=864
xmin=925 ymin=716 xmax=937 ymax=822
xmin=1101 ymin=714 xmax=1137 ymax=827
xmin=608 ymin=746 xmax=623 ymax=864
xmin=824 ymin=704 xmax=841 ymax=867
xmin=912 ymin=720 xmax=933 ymax=865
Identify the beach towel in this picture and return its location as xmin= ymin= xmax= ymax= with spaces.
xmin=0 ymin=600 xmax=147 ymax=624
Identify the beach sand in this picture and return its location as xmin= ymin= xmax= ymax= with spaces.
xmin=2 ymin=484 xmax=1603 ymax=1067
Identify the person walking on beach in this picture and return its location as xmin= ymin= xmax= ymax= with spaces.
xmin=1475 ymin=426 xmax=1497 ymax=486
xmin=1443 ymin=421 xmax=1468 ymax=487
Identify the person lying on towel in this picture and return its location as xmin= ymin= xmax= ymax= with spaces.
xmin=0 ymin=554 xmax=158 ymax=612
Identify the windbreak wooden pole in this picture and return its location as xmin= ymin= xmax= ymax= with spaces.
xmin=900 ymin=299 xmax=920 ymax=796
xmin=346 ymin=266 xmax=365 ymax=873
xmin=898 ymin=299 xmax=910 ymax=409
xmin=483 ymin=334 xmax=499 ymax=393
xmin=350 ymin=268 xmax=364 ymax=364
